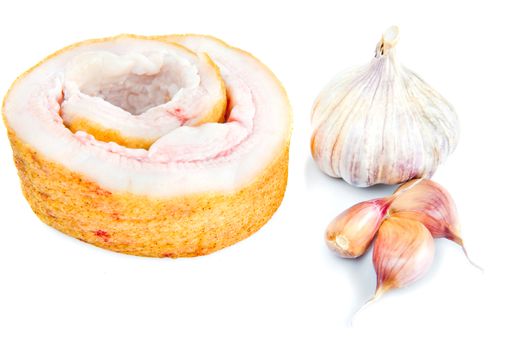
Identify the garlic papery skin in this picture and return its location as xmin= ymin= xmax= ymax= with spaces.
xmin=325 ymin=198 xmax=392 ymax=258
xmin=372 ymin=215 xmax=435 ymax=297
xmin=311 ymin=26 xmax=459 ymax=186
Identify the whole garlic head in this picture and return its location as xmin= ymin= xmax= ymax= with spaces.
xmin=311 ymin=26 xmax=459 ymax=186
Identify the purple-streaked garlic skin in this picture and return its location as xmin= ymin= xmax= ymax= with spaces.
xmin=325 ymin=198 xmax=392 ymax=258
xmin=392 ymin=179 xmax=461 ymax=243
xmin=373 ymin=215 xmax=435 ymax=295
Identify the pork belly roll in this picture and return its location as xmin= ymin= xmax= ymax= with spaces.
xmin=3 ymin=34 xmax=292 ymax=257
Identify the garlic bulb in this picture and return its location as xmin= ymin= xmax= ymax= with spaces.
xmin=311 ymin=26 xmax=459 ymax=186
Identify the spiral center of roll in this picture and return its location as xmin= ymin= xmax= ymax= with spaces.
xmin=65 ymin=51 xmax=200 ymax=115
xmin=59 ymin=49 xmax=227 ymax=150
xmin=83 ymin=70 xmax=180 ymax=116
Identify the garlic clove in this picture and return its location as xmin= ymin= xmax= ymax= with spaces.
xmin=391 ymin=179 xmax=481 ymax=270
xmin=392 ymin=179 xmax=459 ymax=239
xmin=311 ymin=26 xmax=459 ymax=187
xmin=372 ymin=215 xmax=435 ymax=297
xmin=325 ymin=198 xmax=392 ymax=258
xmin=390 ymin=210 xmax=454 ymax=241
xmin=352 ymin=214 xmax=434 ymax=322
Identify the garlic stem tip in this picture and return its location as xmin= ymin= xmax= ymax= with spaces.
xmin=351 ymin=289 xmax=384 ymax=325
xmin=462 ymin=246 xmax=484 ymax=272
xmin=383 ymin=25 xmax=400 ymax=46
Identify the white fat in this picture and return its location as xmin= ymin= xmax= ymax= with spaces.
xmin=148 ymin=69 xmax=254 ymax=162
xmin=3 ymin=36 xmax=291 ymax=197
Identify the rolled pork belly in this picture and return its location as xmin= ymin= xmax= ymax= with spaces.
xmin=2 ymin=34 xmax=292 ymax=257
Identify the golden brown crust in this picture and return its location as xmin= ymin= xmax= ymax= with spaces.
xmin=6 ymin=126 xmax=288 ymax=257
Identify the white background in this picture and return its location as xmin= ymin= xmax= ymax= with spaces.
xmin=1 ymin=1 xmax=522 ymax=349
